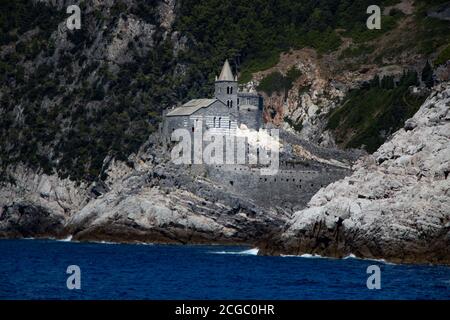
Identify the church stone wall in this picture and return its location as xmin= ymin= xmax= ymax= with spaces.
xmin=204 ymin=163 xmax=350 ymax=209
xmin=238 ymin=106 xmax=262 ymax=130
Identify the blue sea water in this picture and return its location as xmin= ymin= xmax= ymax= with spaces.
xmin=0 ymin=239 xmax=449 ymax=300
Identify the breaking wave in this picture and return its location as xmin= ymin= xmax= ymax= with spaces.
xmin=59 ymin=235 xmax=73 ymax=242
xmin=211 ymin=248 xmax=259 ymax=255
xmin=343 ymin=254 xmax=395 ymax=265
xmin=281 ymin=253 xmax=325 ymax=258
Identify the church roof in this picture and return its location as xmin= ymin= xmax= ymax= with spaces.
xmin=166 ymin=99 xmax=218 ymax=116
xmin=217 ymin=59 xmax=234 ymax=81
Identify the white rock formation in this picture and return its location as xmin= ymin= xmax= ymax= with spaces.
xmin=262 ymin=83 xmax=450 ymax=264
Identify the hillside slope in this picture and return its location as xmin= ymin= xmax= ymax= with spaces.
xmin=250 ymin=0 xmax=450 ymax=150
xmin=1 ymin=0 xmax=449 ymax=183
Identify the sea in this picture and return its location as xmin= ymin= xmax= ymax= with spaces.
xmin=0 ymin=239 xmax=449 ymax=299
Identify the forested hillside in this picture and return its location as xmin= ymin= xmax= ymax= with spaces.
xmin=0 ymin=0 xmax=449 ymax=182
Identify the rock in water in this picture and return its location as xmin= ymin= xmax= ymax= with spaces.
xmin=259 ymin=83 xmax=450 ymax=265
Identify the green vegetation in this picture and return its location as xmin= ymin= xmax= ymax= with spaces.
xmin=0 ymin=0 xmax=448 ymax=182
xmin=421 ymin=60 xmax=434 ymax=88
xmin=414 ymin=1 xmax=450 ymax=55
xmin=435 ymin=44 xmax=450 ymax=66
xmin=257 ymin=66 xmax=301 ymax=97
xmin=344 ymin=15 xmax=399 ymax=44
xmin=0 ymin=0 xmax=63 ymax=45
xmin=382 ymin=0 xmax=402 ymax=5
xmin=340 ymin=44 xmax=375 ymax=59
xmin=0 ymin=1 xmax=176 ymax=182
xmin=327 ymin=71 xmax=426 ymax=152
xmin=284 ymin=117 xmax=304 ymax=133
xmin=239 ymin=53 xmax=280 ymax=84
xmin=176 ymin=0 xmax=398 ymax=86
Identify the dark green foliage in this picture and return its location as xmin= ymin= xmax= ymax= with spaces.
xmin=175 ymin=0 xmax=413 ymax=86
xmin=130 ymin=0 xmax=159 ymax=23
xmin=0 ymin=2 xmax=177 ymax=182
xmin=284 ymin=117 xmax=303 ymax=133
xmin=0 ymin=0 xmax=63 ymax=44
xmin=414 ymin=1 xmax=450 ymax=55
xmin=435 ymin=44 xmax=450 ymax=66
xmin=257 ymin=72 xmax=285 ymax=97
xmin=421 ymin=60 xmax=434 ymax=88
xmin=0 ymin=0 xmax=446 ymax=182
xmin=344 ymin=15 xmax=398 ymax=44
xmin=110 ymin=1 xmax=128 ymax=17
xmin=340 ymin=44 xmax=375 ymax=59
xmin=257 ymin=67 xmax=301 ymax=98
xmin=327 ymin=70 xmax=424 ymax=152
xmin=176 ymin=0 xmax=393 ymax=87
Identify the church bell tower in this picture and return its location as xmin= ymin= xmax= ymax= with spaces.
xmin=214 ymin=60 xmax=238 ymax=109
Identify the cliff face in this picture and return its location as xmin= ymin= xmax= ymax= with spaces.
xmin=0 ymin=0 xmax=361 ymax=245
xmin=260 ymin=83 xmax=450 ymax=264
xmin=0 ymin=0 xmax=185 ymax=182
xmin=0 ymin=130 xmax=359 ymax=244
xmin=251 ymin=0 xmax=450 ymax=151
xmin=1 ymin=1 xmax=449 ymax=265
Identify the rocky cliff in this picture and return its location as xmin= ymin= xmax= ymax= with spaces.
xmin=0 ymin=130 xmax=358 ymax=244
xmin=1 ymin=0 xmax=449 ymax=265
xmin=260 ymin=82 xmax=450 ymax=264
xmin=251 ymin=0 xmax=450 ymax=151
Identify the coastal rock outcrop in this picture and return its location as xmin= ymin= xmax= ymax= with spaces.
xmin=0 ymin=129 xmax=355 ymax=245
xmin=260 ymin=83 xmax=450 ymax=265
xmin=0 ymin=165 xmax=88 ymax=238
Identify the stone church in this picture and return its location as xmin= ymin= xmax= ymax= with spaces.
xmin=162 ymin=60 xmax=263 ymax=138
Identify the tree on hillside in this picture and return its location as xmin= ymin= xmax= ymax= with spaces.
xmin=421 ymin=60 xmax=434 ymax=88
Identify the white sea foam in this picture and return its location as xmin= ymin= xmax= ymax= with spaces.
xmin=60 ymin=235 xmax=73 ymax=242
xmin=92 ymin=240 xmax=156 ymax=246
xmin=281 ymin=252 xmax=395 ymax=264
xmin=211 ymin=248 xmax=259 ymax=255
xmin=135 ymin=242 xmax=154 ymax=246
xmin=300 ymin=253 xmax=323 ymax=258
xmin=281 ymin=253 xmax=325 ymax=258
xmin=240 ymin=248 xmax=259 ymax=255
xmin=97 ymin=240 xmax=119 ymax=245
xmin=343 ymin=253 xmax=396 ymax=265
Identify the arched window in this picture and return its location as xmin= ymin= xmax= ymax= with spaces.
xmin=226 ymin=100 xmax=230 ymax=107
xmin=230 ymin=87 xmax=233 ymax=94
xmin=230 ymin=100 xmax=233 ymax=108
xmin=213 ymin=116 xmax=216 ymax=128
xmin=226 ymin=87 xmax=230 ymax=94
xmin=218 ymin=117 xmax=221 ymax=128
xmin=228 ymin=120 xmax=231 ymax=129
